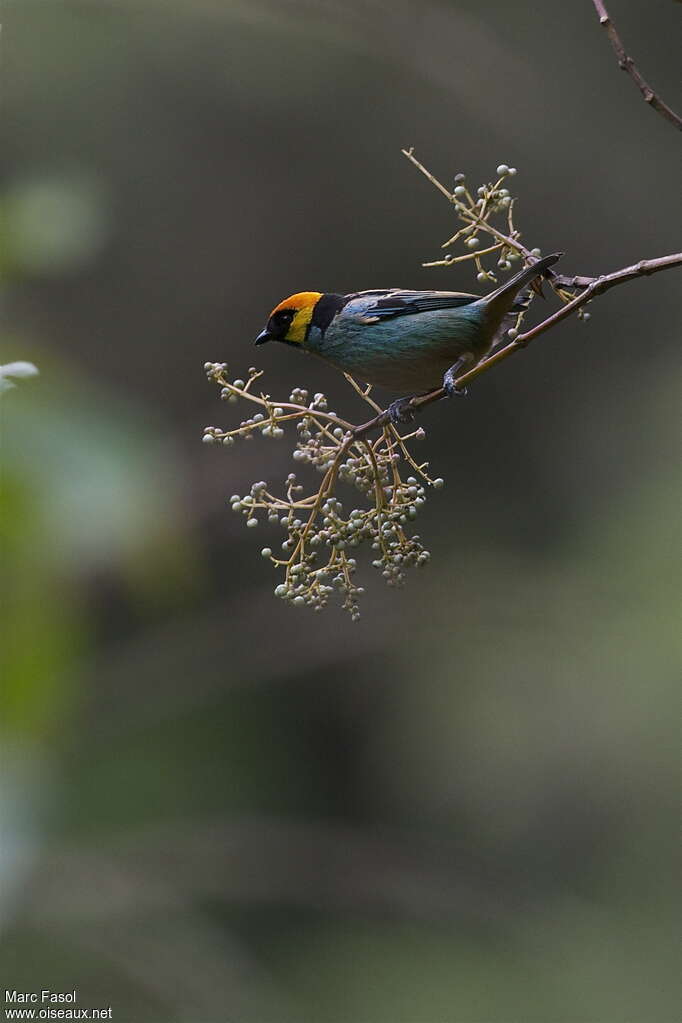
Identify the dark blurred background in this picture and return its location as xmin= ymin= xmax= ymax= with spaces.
xmin=1 ymin=1 xmax=680 ymax=1020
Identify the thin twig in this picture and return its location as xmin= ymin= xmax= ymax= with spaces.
xmin=351 ymin=252 xmax=682 ymax=439
xmin=591 ymin=0 xmax=682 ymax=131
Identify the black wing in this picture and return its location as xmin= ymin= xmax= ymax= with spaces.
xmin=348 ymin=289 xmax=479 ymax=322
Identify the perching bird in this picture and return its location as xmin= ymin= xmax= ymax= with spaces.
xmin=255 ymin=253 xmax=561 ymax=422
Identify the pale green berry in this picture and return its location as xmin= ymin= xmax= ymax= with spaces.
xmin=274 ymin=584 xmax=287 ymax=598
xmin=246 ymin=518 xmax=258 ymax=528
xmin=466 ymin=237 xmax=480 ymax=249
xmin=233 ymin=379 xmax=245 ymax=389
xmin=432 ymin=478 xmax=445 ymax=489
xmin=496 ymin=164 xmax=510 ymax=176
xmin=507 ymin=327 xmax=519 ymax=340
xmin=261 ymin=548 xmax=272 ymax=558
xmin=454 ymin=185 xmax=466 ymax=197
xmin=202 ymin=434 xmax=216 ymax=444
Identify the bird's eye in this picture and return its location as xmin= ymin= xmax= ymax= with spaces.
xmin=268 ymin=308 xmax=296 ymax=339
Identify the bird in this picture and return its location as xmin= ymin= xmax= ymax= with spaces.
xmin=254 ymin=253 xmax=561 ymax=423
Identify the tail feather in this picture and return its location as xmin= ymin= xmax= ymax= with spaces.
xmin=511 ymin=287 xmax=533 ymax=313
xmin=484 ymin=252 xmax=562 ymax=312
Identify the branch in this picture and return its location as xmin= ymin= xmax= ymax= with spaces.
xmin=351 ymin=252 xmax=682 ymax=439
xmin=591 ymin=0 xmax=682 ymax=131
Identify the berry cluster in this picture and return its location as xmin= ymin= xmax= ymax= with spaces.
xmin=409 ymin=157 xmax=589 ymax=330
xmin=203 ymin=365 xmax=443 ymax=619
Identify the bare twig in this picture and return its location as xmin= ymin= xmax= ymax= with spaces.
xmin=351 ymin=252 xmax=682 ymax=438
xmin=591 ymin=0 xmax=682 ymax=131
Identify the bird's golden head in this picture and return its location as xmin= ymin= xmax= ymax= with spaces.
xmin=254 ymin=292 xmax=323 ymax=347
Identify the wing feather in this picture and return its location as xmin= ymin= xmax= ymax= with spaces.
xmin=345 ymin=289 xmax=479 ymax=322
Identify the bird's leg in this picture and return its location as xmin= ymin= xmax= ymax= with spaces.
xmin=387 ymin=395 xmax=418 ymax=425
xmin=388 ymin=357 xmax=474 ymax=423
xmin=442 ymin=355 xmax=473 ymax=398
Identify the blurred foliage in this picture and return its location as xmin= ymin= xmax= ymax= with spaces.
xmin=0 ymin=173 xmax=110 ymax=277
xmin=1 ymin=1 xmax=680 ymax=1020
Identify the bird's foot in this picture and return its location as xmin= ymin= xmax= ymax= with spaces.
xmin=443 ymin=364 xmax=468 ymax=398
xmin=387 ymin=396 xmax=417 ymax=425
